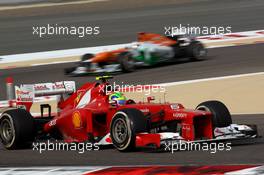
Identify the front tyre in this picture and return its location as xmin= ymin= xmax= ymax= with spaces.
xmin=64 ymin=67 xmax=76 ymax=75
xmin=64 ymin=54 xmax=94 ymax=75
xmin=110 ymin=108 xmax=148 ymax=151
xmin=196 ymin=100 xmax=232 ymax=128
xmin=0 ymin=109 xmax=34 ymax=149
xmin=79 ymin=53 xmax=94 ymax=68
xmin=81 ymin=53 xmax=94 ymax=62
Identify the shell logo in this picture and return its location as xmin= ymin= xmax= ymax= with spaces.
xmin=72 ymin=111 xmax=82 ymax=129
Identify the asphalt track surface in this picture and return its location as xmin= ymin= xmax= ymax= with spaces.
xmin=0 ymin=0 xmax=43 ymax=4
xmin=0 ymin=114 xmax=263 ymax=166
xmin=0 ymin=0 xmax=264 ymax=167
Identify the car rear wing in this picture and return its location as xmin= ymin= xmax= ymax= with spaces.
xmin=0 ymin=77 xmax=76 ymax=117
xmin=1 ymin=77 xmax=76 ymax=109
xmin=16 ymin=81 xmax=76 ymax=99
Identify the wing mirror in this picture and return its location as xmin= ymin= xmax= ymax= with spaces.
xmin=147 ymin=96 xmax=155 ymax=103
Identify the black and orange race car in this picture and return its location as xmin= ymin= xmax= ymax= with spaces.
xmin=64 ymin=32 xmax=207 ymax=75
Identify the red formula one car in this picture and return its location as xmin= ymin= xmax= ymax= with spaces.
xmin=0 ymin=76 xmax=258 ymax=151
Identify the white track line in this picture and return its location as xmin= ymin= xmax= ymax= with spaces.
xmin=0 ymin=43 xmax=131 ymax=64
xmin=156 ymin=72 xmax=264 ymax=87
xmin=31 ymin=60 xmax=77 ymax=66
xmin=0 ymin=0 xmax=108 ymax=11
xmin=200 ymin=35 xmax=262 ymax=43
xmin=0 ymin=166 xmax=109 ymax=175
xmin=225 ymin=165 xmax=264 ymax=175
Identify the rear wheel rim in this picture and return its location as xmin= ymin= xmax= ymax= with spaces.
xmin=195 ymin=45 xmax=205 ymax=57
xmin=0 ymin=118 xmax=14 ymax=144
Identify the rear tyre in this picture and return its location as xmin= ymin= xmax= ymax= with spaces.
xmin=187 ymin=41 xmax=207 ymax=61
xmin=0 ymin=109 xmax=34 ymax=149
xmin=117 ymin=52 xmax=135 ymax=73
xmin=196 ymin=100 xmax=232 ymax=128
xmin=110 ymin=108 xmax=148 ymax=151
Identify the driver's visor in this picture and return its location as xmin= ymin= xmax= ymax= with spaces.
xmin=117 ymin=100 xmax=126 ymax=105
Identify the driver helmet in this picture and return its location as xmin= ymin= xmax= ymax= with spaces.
xmin=109 ymin=91 xmax=127 ymax=105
